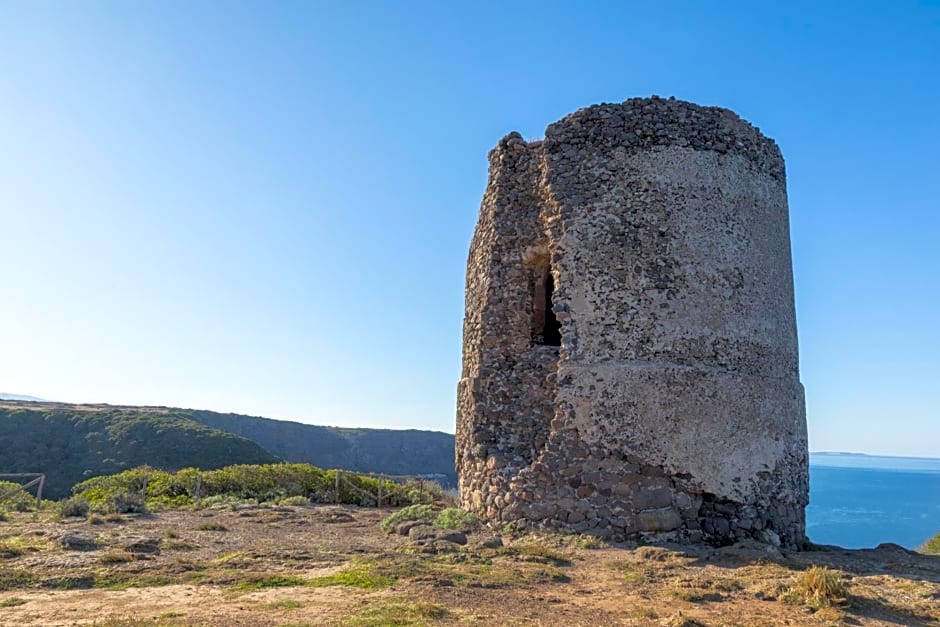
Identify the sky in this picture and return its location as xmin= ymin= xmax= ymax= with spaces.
xmin=0 ymin=1 xmax=937 ymax=457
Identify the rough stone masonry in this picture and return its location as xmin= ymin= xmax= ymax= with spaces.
xmin=455 ymin=96 xmax=808 ymax=548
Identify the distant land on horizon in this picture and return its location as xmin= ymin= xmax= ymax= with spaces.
xmin=811 ymin=451 xmax=940 ymax=462
xmin=3 ymin=392 xmax=935 ymax=463
xmin=0 ymin=392 xmax=46 ymax=402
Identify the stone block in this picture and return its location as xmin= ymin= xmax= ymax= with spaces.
xmin=633 ymin=487 xmax=672 ymax=510
xmin=637 ymin=507 xmax=682 ymax=532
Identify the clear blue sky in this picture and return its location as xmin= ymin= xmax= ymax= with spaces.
xmin=1 ymin=2 xmax=937 ymax=457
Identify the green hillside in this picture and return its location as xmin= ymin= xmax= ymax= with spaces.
xmin=0 ymin=402 xmax=278 ymax=498
xmin=182 ymin=410 xmax=456 ymax=482
xmin=0 ymin=401 xmax=457 ymax=498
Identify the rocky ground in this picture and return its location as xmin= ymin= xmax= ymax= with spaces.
xmin=0 ymin=504 xmax=938 ymax=626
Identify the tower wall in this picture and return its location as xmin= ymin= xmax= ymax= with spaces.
xmin=456 ymin=97 xmax=808 ymax=547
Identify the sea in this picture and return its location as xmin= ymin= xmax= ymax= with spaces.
xmin=807 ymin=453 xmax=940 ymax=549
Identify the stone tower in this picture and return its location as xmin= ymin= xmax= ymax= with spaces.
xmin=456 ymin=96 xmax=808 ymax=547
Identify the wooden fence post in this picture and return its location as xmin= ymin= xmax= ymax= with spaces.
xmin=36 ymin=475 xmax=45 ymax=509
xmin=0 ymin=473 xmax=46 ymax=511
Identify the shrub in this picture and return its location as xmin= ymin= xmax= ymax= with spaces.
xmin=71 ymin=463 xmax=432 ymax=511
xmin=380 ymin=505 xmax=478 ymax=534
xmin=784 ymin=565 xmax=846 ymax=608
xmin=0 ymin=481 xmax=37 ymax=513
xmin=73 ymin=467 xmax=154 ymax=504
xmin=434 ymin=507 xmax=477 ymax=531
xmin=57 ymin=497 xmax=90 ymax=519
xmin=396 ymin=479 xmax=443 ymax=505
xmin=197 ymin=495 xmax=246 ymax=509
xmin=279 ymin=495 xmax=310 ymax=507
xmin=380 ymin=504 xmax=435 ymax=533
xmin=920 ymin=532 xmax=940 ymax=555
xmin=98 ymin=492 xmax=148 ymax=514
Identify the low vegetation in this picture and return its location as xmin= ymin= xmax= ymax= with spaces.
xmin=0 ymin=403 xmax=278 ymax=498
xmin=783 ymin=565 xmax=847 ymax=609
xmin=98 ymin=550 xmax=136 ymax=565
xmin=0 ymin=503 xmax=936 ymax=625
xmin=0 ymin=534 xmax=53 ymax=558
xmin=0 ymin=482 xmax=38 ymax=514
xmin=232 ymin=574 xmax=307 ymax=591
xmin=264 ymin=599 xmax=302 ymax=610
xmin=338 ymin=598 xmax=451 ymax=626
xmin=56 ymin=496 xmax=90 ymax=518
xmin=308 ymin=563 xmax=395 ymax=590
xmin=380 ymin=504 xmax=476 ymax=533
xmin=70 ymin=463 xmax=439 ymax=511
xmin=922 ymin=532 xmax=940 ymax=555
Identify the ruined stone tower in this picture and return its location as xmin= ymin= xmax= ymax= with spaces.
xmin=456 ymin=96 xmax=808 ymax=547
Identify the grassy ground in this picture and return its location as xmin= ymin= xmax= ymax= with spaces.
xmin=0 ymin=505 xmax=937 ymax=626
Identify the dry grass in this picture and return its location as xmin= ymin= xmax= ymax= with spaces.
xmin=307 ymin=563 xmax=394 ymax=589
xmin=783 ymin=565 xmax=846 ymax=609
xmin=503 ymin=541 xmax=572 ymax=565
xmin=98 ymin=550 xmax=136 ymax=564
xmin=0 ymin=534 xmax=54 ymax=558
xmin=338 ymin=597 xmax=452 ymax=626
xmin=263 ymin=599 xmax=302 ymax=610
xmin=0 ymin=508 xmax=935 ymax=625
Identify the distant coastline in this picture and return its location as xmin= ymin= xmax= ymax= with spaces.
xmin=811 ymin=451 xmax=940 ymax=462
xmin=0 ymin=392 xmax=45 ymax=402
xmin=810 ymin=452 xmax=940 ymax=477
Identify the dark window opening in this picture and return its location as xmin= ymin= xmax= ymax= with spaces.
xmin=534 ymin=271 xmax=561 ymax=347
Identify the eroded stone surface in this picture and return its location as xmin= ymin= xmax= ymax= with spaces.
xmin=456 ymin=96 xmax=808 ymax=548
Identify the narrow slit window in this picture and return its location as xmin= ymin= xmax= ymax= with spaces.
xmin=533 ymin=269 xmax=561 ymax=346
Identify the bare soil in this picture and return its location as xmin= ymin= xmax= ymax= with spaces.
xmin=0 ymin=505 xmax=938 ymax=626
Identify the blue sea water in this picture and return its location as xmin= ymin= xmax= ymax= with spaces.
xmin=807 ymin=453 xmax=940 ymax=549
